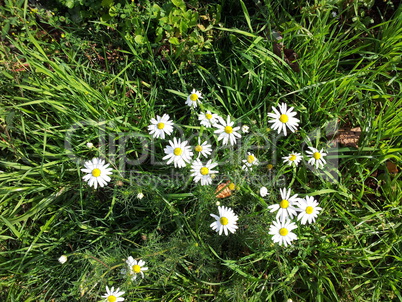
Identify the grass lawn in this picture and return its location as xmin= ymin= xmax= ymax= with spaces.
xmin=1 ymin=0 xmax=401 ymax=301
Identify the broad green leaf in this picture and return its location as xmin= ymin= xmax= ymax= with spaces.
xmin=171 ymin=0 xmax=186 ymax=11
xmin=179 ymin=20 xmax=188 ymax=34
xmin=101 ymin=0 xmax=113 ymax=7
xmin=169 ymin=37 xmax=180 ymax=45
xmin=65 ymin=0 xmax=75 ymax=9
xmin=134 ymin=35 xmax=147 ymax=45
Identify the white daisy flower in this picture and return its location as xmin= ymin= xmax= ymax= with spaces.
xmin=148 ymin=114 xmax=174 ymax=139
xmin=282 ymin=152 xmax=302 ymax=166
xmin=81 ymin=158 xmax=113 ymax=189
xmin=190 ymin=159 xmax=219 ymax=186
xmin=267 ymin=103 xmax=300 ymax=136
xmin=198 ymin=110 xmax=219 ymax=128
xmin=296 ymin=196 xmax=322 ymax=225
xmin=58 ymin=255 xmax=67 ymax=264
xmin=306 ymin=147 xmax=327 ymax=169
xmin=126 ymin=256 xmax=148 ymax=281
xmin=214 ymin=116 xmax=242 ymax=145
xmin=241 ymin=125 xmax=250 ymax=133
xmin=185 ymin=89 xmax=203 ymax=108
xmin=269 ymin=219 xmax=298 ymax=247
xmin=101 ymin=286 xmax=125 ymax=302
xmin=260 ymin=186 xmax=269 ymax=197
xmin=163 ymin=137 xmax=193 ymax=168
xmin=242 ymin=152 xmax=259 ymax=171
xmin=194 ymin=138 xmax=212 ymax=159
xmin=210 ymin=206 xmax=238 ymax=235
xmin=268 ymin=188 xmax=299 ymax=222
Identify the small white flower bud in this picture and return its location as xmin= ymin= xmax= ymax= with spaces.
xmin=58 ymin=255 xmax=68 ymax=264
xmin=260 ymin=186 xmax=269 ymax=197
xmin=241 ymin=125 xmax=250 ymax=133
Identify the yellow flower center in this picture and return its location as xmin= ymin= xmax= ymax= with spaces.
xmin=289 ymin=154 xmax=297 ymax=161
xmin=107 ymin=296 xmax=117 ymax=302
xmin=247 ymin=155 xmax=255 ymax=164
xmin=279 ymin=114 xmax=289 ymax=123
xmin=224 ymin=126 xmax=233 ymax=134
xmin=205 ymin=113 xmax=212 ymax=120
xmin=190 ymin=93 xmax=198 ymax=101
xmin=157 ymin=122 xmax=165 ymax=129
xmin=173 ymin=147 xmax=183 ymax=156
xmin=132 ymin=264 xmax=141 ymax=273
xmin=305 ymin=206 xmax=314 ymax=214
xmin=267 ymin=164 xmax=274 ymax=170
xmin=228 ymin=183 xmax=236 ymax=190
xmin=91 ymin=168 xmax=101 ymax=177
xmin=313 ymin=152 xmax=321 ymax=160
xmin=195 ymin=145 xmax=203 ymax=152
xmin=279 ymin=228 xmax=289 ymax=236
xmin=200 ymin=167 xmax=209 ymax=175
xmin=280 ymin=199 xmax=289 ymax=209
xmin=220 ymin=217 xmax=229 ymax=225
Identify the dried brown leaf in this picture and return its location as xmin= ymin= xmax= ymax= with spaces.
xmin=272 ymin=42 xmax=300 ymax=72
xmin=386 ymin=161 xmax=398 ymax=174
xmin=335 ymin=127 xmax=361 ymax=148
xmin=273 ymin=42 xmax=283 ymax=57
xmin=283 ymin=48 xmax=300 ymax=72
xmin=215 ymin=181 xmax=232 ymax=198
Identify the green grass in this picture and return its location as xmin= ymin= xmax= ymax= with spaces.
xmin=1 ymin=0 xmax=402 ymax=301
